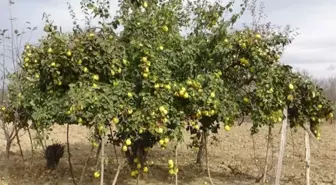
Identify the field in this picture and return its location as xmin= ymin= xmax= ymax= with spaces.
xmin=0 ymin=123 xmax=335 ymax=185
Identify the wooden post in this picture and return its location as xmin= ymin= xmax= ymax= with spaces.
xmin=275 ymin=108 xmax=288 ymax=185
xmin=305 ymin=123 xmax=310 ymax=185
xmin=100 ymin=136 xmax=105 ymax=185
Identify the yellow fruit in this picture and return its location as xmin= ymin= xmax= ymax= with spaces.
xmin=51 ymin=62 xmax=56 ymax=67
xmin=159 ymin=45 xmax=164 ymax=50
xmin=93 ymin=74 xmax=99 ymax=81
xmin=47 ymin=48 xmax=53 ymax=53
xmin=143 ymin=1 xmax=148 ymax=8
xmin=134 ymin=158 xmax=139 ymax=163
xmin=92 ymin=142 xmax=99 ymax=147
xmin=162 ymin=25 xmax=169 ymax=32
xmin=159 ymin=106 xmax=166 ymax=113
xmin=125 ymin=139 xmax=132 ymax=146
xmin=112 ymin=117 xmax=119 ymax=124
xmin=159 ymin=139 xmax=164 ymax=145
xmin=288 ymin=83 xmax=294 ymax=90
xmin=122 ymin=145 xmax=128 ymax=152
xmin=168 ymin=159 xmax=174 ymax=166
xmin=127 ymin=92 xmax=133 ymax=98
xmin=243 ymin=97 xmax=249 ymax=103
xmin=66 ymin=50 xmax=72 ymax=56
xmin=183 ymin=92 xmax=189 ymax=99
xmin=164 ymin=138 xmax=169 ymax=144
xmin=127 ymin=109 xmax=133 ymax=115
xmin=89 ymin=33 xmax=95 ymax=37
xmin=94 ymin=171 xmax=100 ymax=178
xmin=194 ymin=125 xmax=200 ymax=130
xmin=169 ymin=169 xmax=175 ymax=175
xmin=240 ymin=58 xmax=249 ymax=65
xmin=154 ymin=84 xmax=160 ymax=89
xmin=162 ymin=118 xmax=168 ymax=123
xmin=164 ymin=84 xmax=171 ymax=90
xmin=142 ymin=57 xmax=148 ymax=63
xmin=210 ymin=92 xmax=215 ymax=98
xmin=130 ymin=171 xmax=137 ymax=177
xmin=92 ymin=83 xmax=98 ymax=88
xmin=83 ymin=67 xmax=88 ymax=72
xmin=1 ymin=107 xmax=5 ymax=111
xmin=317 ymin=104 xmax=322 ymax=109
xmin=137 ymin=163 xmax=142 ymax=169
xmin=142 ymin=73 xmax=149 ymax=78
xmin=329 ymin=113 xmax=333 ymax=118
xmin=224 ymin=125 xmax=231 ymax=131
xmin=287 ymin=95 xmax=294 ymax=101
xmin=35 ymin=74 xmax=40 ymax=78
xmin=156 ymin=127 xmax=163 ymax=133
xmin=255 ymin=34 xmax=261 ymax=39
xmin=143 ymin=166 xmax=149 ymax=173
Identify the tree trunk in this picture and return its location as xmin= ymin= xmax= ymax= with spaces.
xmin=262 ymin=126 xmax=272 ymax=184
xmin=196 ymin=132 xmax=204 ymax=165
xmin=5 ymin=139 xmax=12 ymax=159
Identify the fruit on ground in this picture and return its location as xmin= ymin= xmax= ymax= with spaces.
xmin=94 ymin=171 xmax=100 ymax=178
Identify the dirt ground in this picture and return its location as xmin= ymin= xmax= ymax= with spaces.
xmin=0 ymin=122 xmax=335 ymax=185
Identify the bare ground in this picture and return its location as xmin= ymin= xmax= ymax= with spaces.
xmin=0 ymin=122 xmax=335 ymax=185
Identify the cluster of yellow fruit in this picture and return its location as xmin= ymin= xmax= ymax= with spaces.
xmin=130 ymin=157 xmax=149 ymax=177
xmin=109 ymin=59 xmax=124 ymax=76
xmin=154 ymin=83 xmax=171 ymax=91
xmin=268 ymin=109 xmax=283 ymax=123
xmin=239 ymin=58 xmax=249 ymax=66
xmin=167 ymin=159 xmax=178 ymax=175
xmin=175 ymin=87 xmax=189 ymax=99
xmin=287 ymin=83 xmax=295 ymax=101
xmin=156 ymin=106 xmax=169 ymax=125
xmin=159 ymin=137 xmax=170 ymax=148
xmin=141 ymin=56 xmax=150 ymax=78
xmin=189 ymin=120 xmax=200 ymax=130
xmin=122 ymin=138 xmax=132 ymax=152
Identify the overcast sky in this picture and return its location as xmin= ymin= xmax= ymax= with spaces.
xmin=0 ymin=0 xmax=335 ymax=78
